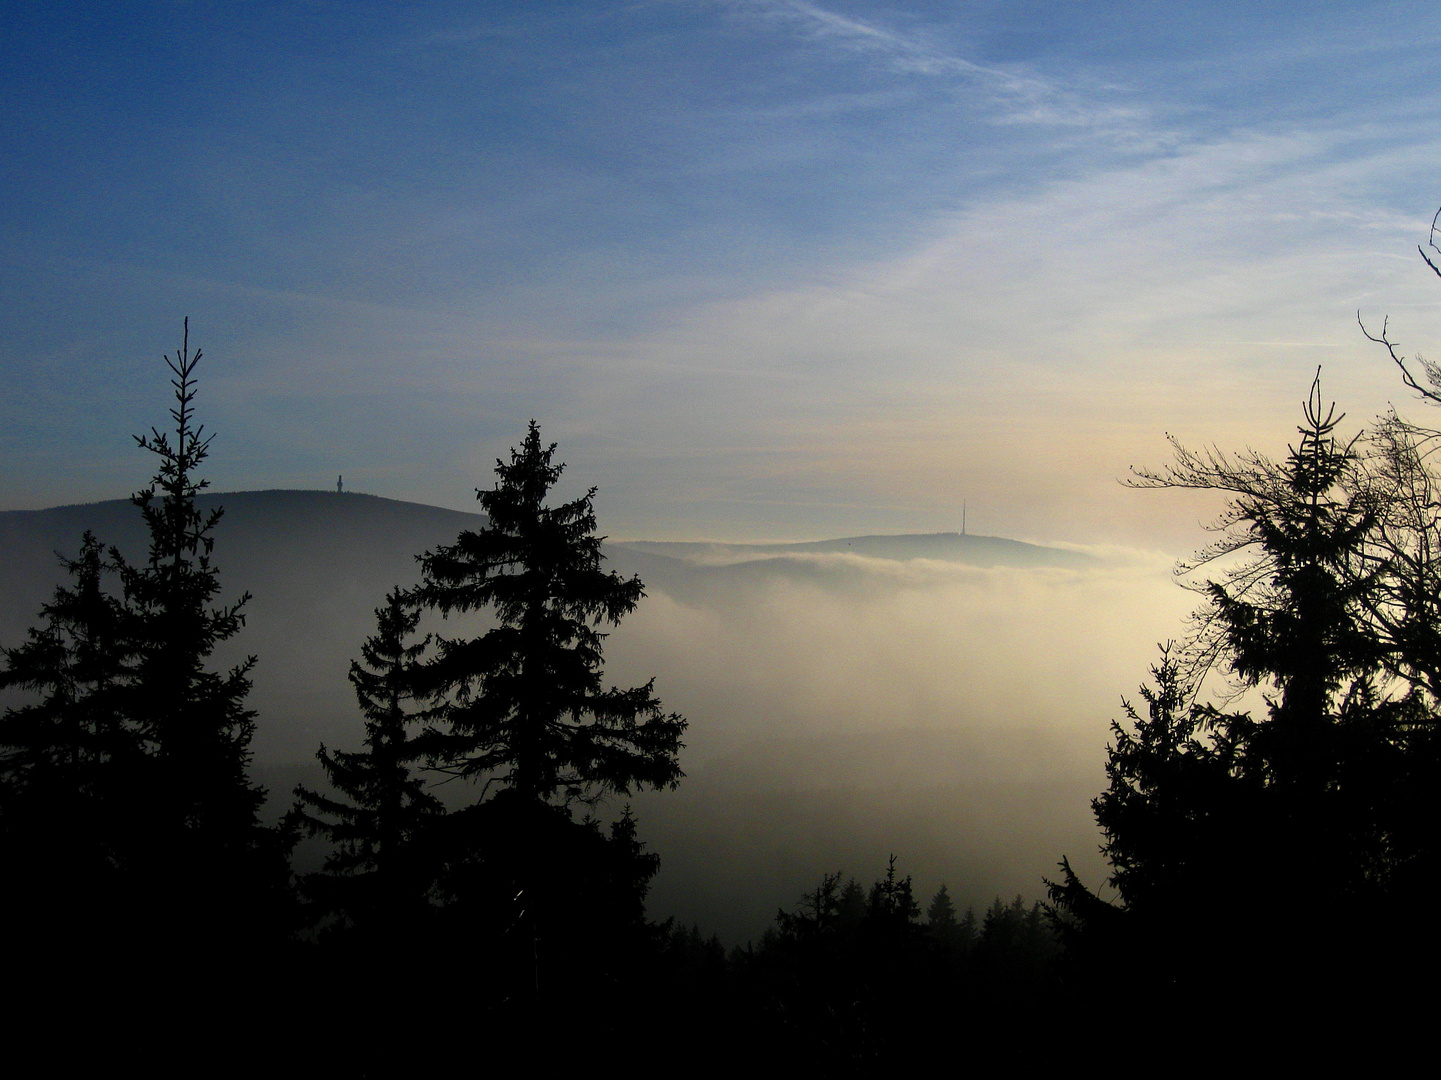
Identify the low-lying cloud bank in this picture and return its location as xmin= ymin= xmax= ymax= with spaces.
xmin=598 ymin=543 xmax=1194 ymax=942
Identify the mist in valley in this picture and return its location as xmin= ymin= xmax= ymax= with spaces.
xmin=602 ymin=540 xmax=1193 ymax=941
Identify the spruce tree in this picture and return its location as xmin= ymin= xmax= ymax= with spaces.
xmin=291 ymin=588 xmax=442 ymax=935
xmin=1 ymin=322 xmax=286 ymax=974
xmin=925 ymin=882 xmax=965 ymax=956
xmin=1052 ymin=374 xmax=1426 ymax=995
xmin=837 ymin=876 xmax=867 ymax=928
xmin=410 ymin=420 xmax=686 ymax=997
xmin=0 ymin=533 xmax=139 ymax=915
xmin=1134 ymin=376 xmax=1394 ymax=911
xmin=412 ymin=420 xmax=686 ymax=805
xmin=118 ymin=320 xmax=281 ymax=940
xmin=866 ymin=854 xmax=920 ymax=927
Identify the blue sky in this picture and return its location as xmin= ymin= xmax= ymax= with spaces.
xmin=6 ymin=0 xmax=1441 ymax=546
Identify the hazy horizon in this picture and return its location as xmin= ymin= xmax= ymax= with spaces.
xmin=0 ymin=488 xmax=1192 ymax=942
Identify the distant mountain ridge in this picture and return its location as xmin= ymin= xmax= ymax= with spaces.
xmin=1 ymin=490 xmax=1092 ymax=762
xmin=0 ymin=490 xmax=487 ymax=633
xmin=615 ymin=532 xmax=1092 ymax=569
xmin=0 ymin=491 xmax=489 ymax=763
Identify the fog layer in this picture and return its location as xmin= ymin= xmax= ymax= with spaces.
xmin=601 ymin=542 xmax=1193 ymax=941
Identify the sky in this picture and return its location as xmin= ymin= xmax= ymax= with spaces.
xmin=7 ymin=1 xmax=1441 ymax=549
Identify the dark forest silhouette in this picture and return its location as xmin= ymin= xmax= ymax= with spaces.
xmin=1047 ymin=303 xmax=1441 ymax=1015
xmin=9 ymin=217 xmax=1441 ymax=1060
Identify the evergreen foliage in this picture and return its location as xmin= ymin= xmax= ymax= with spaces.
xmin=836 ymin=876 xmax=867 ymax=927
xmin=1052 ymin=373 xmax=1441 ymax=993
xmin=975 ymin=895 xmax=1057 ymax=989
xmin=407 ymin=420 xmax=686 ymax=1001
xmin=925 ymin=882 xmax=956 ymax=930
xmin=747 ymin=862 xmax=1060 ymax=1064
xmin=120 ymin=319 xmax=269 ymax=879
xmin=0 ymin=533 xmax=139 ymax=902
xmin=411 ymin=420 xmax=687 ymax=805
xmin=291 ymin=588 xmax=442 ymax=934
xmin=0 ymin=321 xmax=289 ymax=998
xmin=866 ymin=853 xmax=920 ymax=927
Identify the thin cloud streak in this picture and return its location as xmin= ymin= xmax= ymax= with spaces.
xmin=743 ymin=0 xmax=1152 ymax=134
xmin=544 ymin=116 xmax=1441 ymax=544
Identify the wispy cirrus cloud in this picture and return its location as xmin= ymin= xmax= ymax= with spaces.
xmin=737 ymin=0 xmax=1152 ymax=134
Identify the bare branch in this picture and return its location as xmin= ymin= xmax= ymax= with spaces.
xmin=1360 ymin=311 xmax=1441 ymax=407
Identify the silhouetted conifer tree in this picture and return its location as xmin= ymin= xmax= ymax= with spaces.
xmin=957 ymin=905 xmax=978 ymax=951
xmin=866 ymin=854 xmax=920 ymax=927
xmin=412 ymin=420 xmax=686 ymax=803
xmin=117 ymin=321 xmax=285 ymax=944
xmin=836 ymin=876 xmax=867 ymax=928
xmin=754 ymin=860 xmax=959 ymax=1064
xmin=410 ymin=420 xmax=686 ymax=1000
xmin=1053 ymin=374 xmax=1435 ymax=996
xmin=974 ymin=895 xmax=1058 ymax=994
xmin=926 ymin=882 xmax=969 ymax=958
xmin=291 ymin=588 xmax=442 ymax=936
xmin=926 ymin=882 xmax=956 ymax=931
xmin=1 ymin=323 xmax=290 ymax=1039
xmin=0 ymin=533 xmax=140 ymax=925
